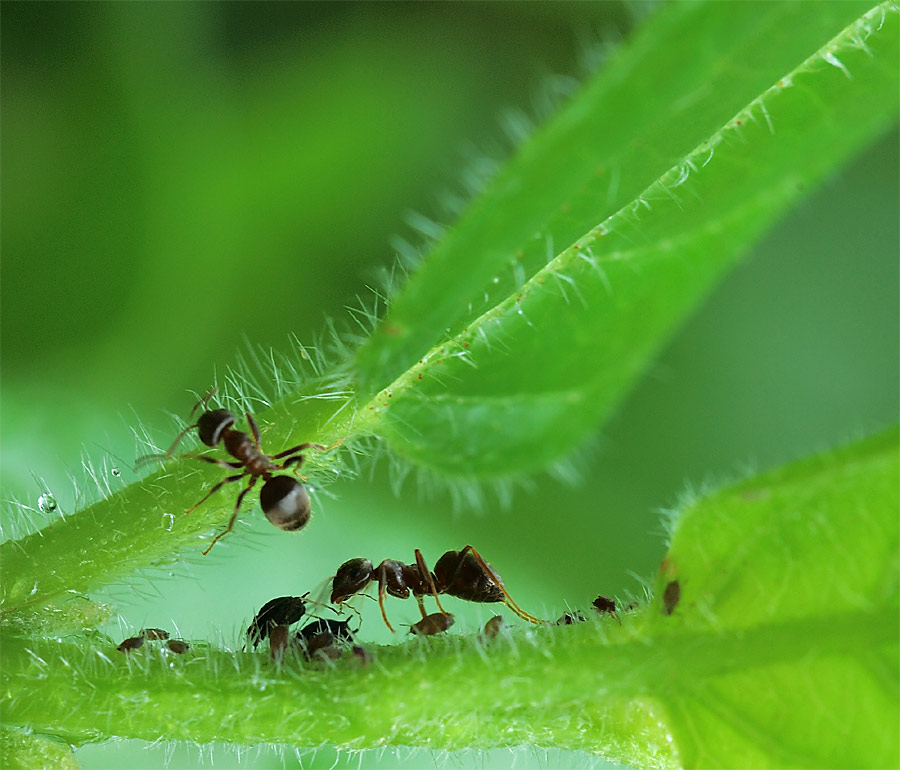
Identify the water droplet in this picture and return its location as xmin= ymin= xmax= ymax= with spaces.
xmin=492 ymin=276 xmax=500 ymax=284
xmin=38 ymin=494 xmax=57 ymax=513
xmin=111 ymin=468 xmax=121 ymax=478
xmin=162 ymin=513 xmax=175 ymax=531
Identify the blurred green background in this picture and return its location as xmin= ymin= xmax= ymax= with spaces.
xmin=2 ymin=3 xmax=897 ymax=769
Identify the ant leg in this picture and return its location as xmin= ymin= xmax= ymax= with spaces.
xmin=414 ymin=549 xmax=448 ymax=615
xmin=375 ymin=564 xmax=396 ymax=633
xmin=191 ymin=455 xmax=243 ymax=470
xmin=277 ymin=454 xmax=306 ymax=472
xmin=185 ymin=473 xmax=246 ymax=515
xmin=201 ymin=475 xmax=259 ymax=555
xmin=246 ymin=413 xmax=262 ymax=448
xmin=461 ymin=545 xmax=547 ymax=625
xmin=270 ymin=442 xmax=327 ymax=460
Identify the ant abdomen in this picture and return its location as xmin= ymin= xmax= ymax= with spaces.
xmin=196 ymin=409 xmax=236 ymax=447
xmin=434 ymin=549 xmax=504 ymax=603
xmin=260 ymin=476 xmax=311 ymax=531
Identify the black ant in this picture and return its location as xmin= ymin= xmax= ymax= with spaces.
xmin=330 ymin=545 xmax=545 ymax=632
xmin=145 ymin=390 xmax=328 ymax=554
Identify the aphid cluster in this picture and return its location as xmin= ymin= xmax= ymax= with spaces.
xmin=117 ymin=627 xmax=189 ymax=655
xmin=241 ymin=544 xmax=548 ymax=665
xmin=146 ymin=390 xmax=328 ymax=554
xmin=245 ymin=594 xmax=362 ymax=663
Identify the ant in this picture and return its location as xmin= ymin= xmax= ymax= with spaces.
xmin=144 ymin=389 xmax=328 ymax=554
xmin=330 ymin=544 xmax=545 ymax=632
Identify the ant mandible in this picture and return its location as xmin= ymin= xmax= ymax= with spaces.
xmin=150 ymin=389 xmax=328 ymax=554
xmin=330 ymin=545 xmax=546 ymax=632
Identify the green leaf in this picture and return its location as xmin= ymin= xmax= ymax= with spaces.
xmin=354 ymin=0 xmax=899 ymax=476
xmin=3 ymin=429 xmax=896 ymax=768
xmin=651 ymin=426 xmax=900 ymax=768
xmin=2 ymin=0 xmax=897 ymax=635
xmin=0 ymin=727 xmax=78 ymax=770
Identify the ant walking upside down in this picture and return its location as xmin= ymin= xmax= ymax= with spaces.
xmin=142 ymin=390 xmax=329 ymax=554
xmin=330 ymin=545 xmax=546 ymax=632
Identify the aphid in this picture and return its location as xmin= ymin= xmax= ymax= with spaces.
xmin=481 ymin=614 xmax=506 ymax=642
xmin=662 ymin=580 xmax=681 ymax=615
xmin=592 ymin=595 xmax=616 ymax=615
xmin=117 ymin=636 xmax=144 ymax=653
xmin=304 ymin=631 xmax=342 ymax=661
xmin=410 ymin=612 xmax=455 ymax=636
xmin=351 ymin=645 xmax=372 ymax=665
xmin=140 ymin=627 xmax=170 ymax=641
xmin=269 ymin=624 xmax=291 ymax=664
xmin=144 ymin=390 xmax=328 ymax=554
xmin=165 ymin=639 xmax=190 ymax=654
xmin=556 ymin=611 xmax=586 ymax=625
xmin=296 ymin=618 xmax=355 ymax=647
xmin=330 ymin=545 xmax=545 ymax=632
xmin=247 ymin=595 xmax=307 ymax=649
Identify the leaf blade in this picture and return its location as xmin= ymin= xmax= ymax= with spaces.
xmin=357 ymin=2 xmax=899 ymax=477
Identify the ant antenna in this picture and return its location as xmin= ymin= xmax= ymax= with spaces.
xmin=134 ymin=388 xmax=219 ymax=469
xmin=467 ymin=546 xmax=548 ymax=626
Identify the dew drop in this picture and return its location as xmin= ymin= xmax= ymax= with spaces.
xmin=162 ymin=513 xmax=175 ymax=531
xmin=38 ymin=493 xmax=57 ymax=513
xmin=492 ymin=276 xmax=500 ymax=284
xmin=111 ymin=468 xmax=121 ymax=478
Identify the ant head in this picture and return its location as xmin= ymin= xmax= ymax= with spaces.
xmin=331 ymin=558 xmax=374 ymax=603
xmin=196 ymin=409 xmax=236 ymax=447
xmin=259 ymin=476 xmax=311 ymax=532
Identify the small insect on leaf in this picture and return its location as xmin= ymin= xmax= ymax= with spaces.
xmin=247 ymin=595 xmax=307 ymax=649
xmin=410 ymin=612 xmax=455 ymax=636
xmin=116 ymin=636 xmax=144 ymax=653
xmin=662 ymin=580 xmax=681 ymax=616
xmin=140 ymin=628 xmax=169 ymax=640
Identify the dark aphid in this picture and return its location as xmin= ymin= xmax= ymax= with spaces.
xmin=662 ymin=580 xmax=681 ymax=615
xmin=351 ymin=645 xmax=372 ymax=665
xmin=269 ymin=625 xmax=291 ymax=664
xmin=556 ymin=612 xmax=586 ymax=625
xmin=481 ymin=615 xmax=506 ymax=642
xmin=140 ymin=627 xmax=170 ymax=641
xmin=592 ymin=595 xmax=617 ymax=615
xmin=304 ymin=631 xmax=342 ymax=661
xmin=165 ymin=639 xmax=190 ymax=654
xmin=117 ymin=636 xmax=145 ymax=653
xmin=330 ymin=545 xmax=544 ymax=632
xmin=247 ymin=595 xmax=307 ymax=649
xmin=410 ymin=612 xmax=455 ymax=636
xmin=296 ymin=618 xmax=355 ymax=647
xmin=139 ymin=389 xmax=329 ymax=554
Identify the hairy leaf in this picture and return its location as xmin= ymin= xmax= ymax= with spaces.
xmin=3 ymin=430 xmax=895 ymax=768
xmin=354 ymin=1 xmax=899 ymax=476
